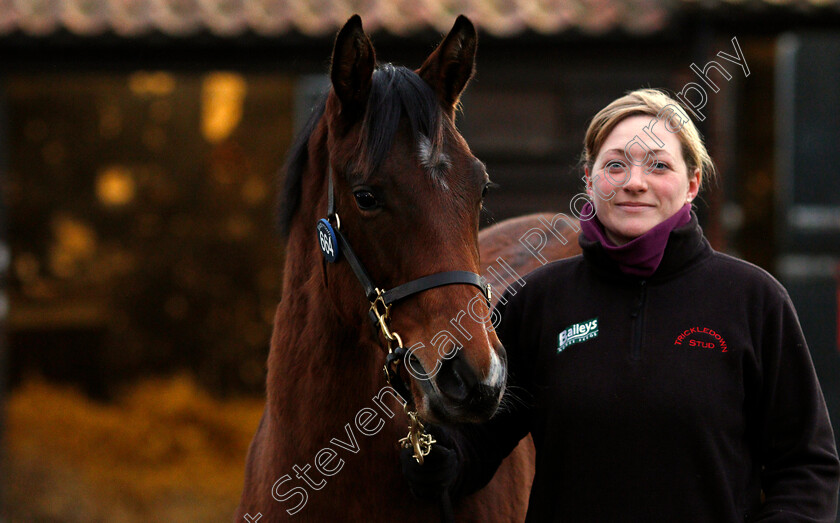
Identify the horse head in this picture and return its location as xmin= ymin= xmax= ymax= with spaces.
xmin=317 ymin=15 xmax=504 ymax=424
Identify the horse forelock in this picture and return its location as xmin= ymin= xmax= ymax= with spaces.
xmin=278 ymin=65 xmax=447 ymax=237
xmin=356 ymin=64 xmax=443 ymax=177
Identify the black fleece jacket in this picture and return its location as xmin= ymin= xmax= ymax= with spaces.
xmin=451 ymin=213 xmax=839 ymax=522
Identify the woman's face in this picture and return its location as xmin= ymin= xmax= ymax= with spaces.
xmin=586 ymin=115 xmax=700 ymax=245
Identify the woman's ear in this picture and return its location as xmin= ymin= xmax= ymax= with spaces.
xmin=687 ymin=167 xmax=701 ymax=202
xmin=584 ymin=165 xmax=594 ymax=199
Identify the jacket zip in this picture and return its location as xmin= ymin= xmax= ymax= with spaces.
xmin=630 ymin=280 xmax=647 ymax=360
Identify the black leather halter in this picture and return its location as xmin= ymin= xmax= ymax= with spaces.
xmin=317 ymin=167 xmax=491 ymax=405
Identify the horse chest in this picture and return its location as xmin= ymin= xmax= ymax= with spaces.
xmin=263 ymin=379 xmax=417 ymax=516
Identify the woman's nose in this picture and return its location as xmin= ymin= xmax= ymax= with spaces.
xmin=622 ymin=166 xmax=648 ymax=192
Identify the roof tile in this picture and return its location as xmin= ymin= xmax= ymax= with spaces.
xmin=0 ymin=0 xmax=835 ymax=38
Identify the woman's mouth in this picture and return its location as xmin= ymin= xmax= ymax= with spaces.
xmin=615 ymin=202 xmax=655 ymax=210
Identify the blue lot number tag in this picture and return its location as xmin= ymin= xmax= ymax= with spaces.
xmin=316 ymin=219 xmax=339 ymax=263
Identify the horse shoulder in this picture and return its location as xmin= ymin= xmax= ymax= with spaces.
xmin=479 ymin=212 xmax=582 ymax=301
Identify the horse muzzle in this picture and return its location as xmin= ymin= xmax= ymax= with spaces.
xmin=409 ymin=349 xmax=506 ymax=424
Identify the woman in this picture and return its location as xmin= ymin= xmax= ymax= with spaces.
xmin=401 ymin=89 xmax=840 ymax=521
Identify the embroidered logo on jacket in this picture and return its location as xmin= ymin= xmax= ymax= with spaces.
xmin=673 ymin=326 xmax=728 ymax=353
xmin=557 ymin=318 xmax=599 ymax=353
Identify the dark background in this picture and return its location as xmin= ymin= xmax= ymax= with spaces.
xmin=1 ymin=2 xmax=838 ymax=520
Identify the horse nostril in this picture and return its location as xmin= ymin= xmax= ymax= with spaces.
xmin=436 ymin=352 xmax=478 ymax=402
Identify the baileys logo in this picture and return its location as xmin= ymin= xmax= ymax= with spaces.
xmin=557 ymin=317 xmax=599 ymax=353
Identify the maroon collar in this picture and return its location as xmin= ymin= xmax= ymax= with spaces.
xmin=580 ymin=202 xmax=692 ymax=278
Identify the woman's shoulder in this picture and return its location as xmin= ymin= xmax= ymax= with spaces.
xmin=707 ymin=250 xmax=791 ymax=304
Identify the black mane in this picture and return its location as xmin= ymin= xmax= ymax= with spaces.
xmin=278 ymin=64 xmax=442 ymax=236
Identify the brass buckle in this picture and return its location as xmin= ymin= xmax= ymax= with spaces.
xmin=329 ymin=212 xmax=341 ymax=230
xmin=370 ymin=289 xmax=403 ymax=352
xmin=370 ymin=289 xmax=390 ymax=324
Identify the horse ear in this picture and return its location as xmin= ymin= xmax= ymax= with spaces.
xmin=417 ymin=15 xmax=477 ymax=110
xmin=330 ymin=15 xmax=376 ymax=117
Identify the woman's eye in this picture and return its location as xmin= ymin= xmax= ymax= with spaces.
xmin=353 ymin=190 xmax=378 ymax=210
xmin=651 ymin=161 xmax=669 ymax=171
xmin=605 ymin=161 xmax=625 ymax=172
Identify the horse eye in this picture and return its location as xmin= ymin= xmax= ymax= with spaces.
xmin=353 ymin=190 xmax=378 ymax=210
xmin=481 ymin=181 xmax=496 ymax=199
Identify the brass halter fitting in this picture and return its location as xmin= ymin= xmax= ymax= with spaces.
xmin=398 ymin=408 xmax=436 ymax=464
xmin=370 ymin=289 xmax=435 ymax=464
xmin=370 ymin=288 xmax=403 ymax=353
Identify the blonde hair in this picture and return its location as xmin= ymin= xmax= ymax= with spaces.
xmin=582 ymin=88 xmax=716 ymax=189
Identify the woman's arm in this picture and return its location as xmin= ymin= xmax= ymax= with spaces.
xmin=753 ymin=289 xmax=840 ymax=521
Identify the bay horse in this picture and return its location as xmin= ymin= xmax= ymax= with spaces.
xmin=236 ymin=15 xmax=580 ymax=522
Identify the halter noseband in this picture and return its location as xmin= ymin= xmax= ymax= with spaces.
xmin=316 ymin=166 xmax=491 ymax=463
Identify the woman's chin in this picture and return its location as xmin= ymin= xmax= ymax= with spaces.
xmin=609 ymin=222 xmax=655 ymax=244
